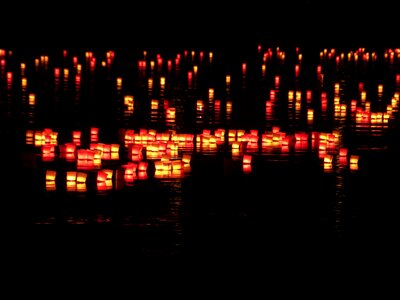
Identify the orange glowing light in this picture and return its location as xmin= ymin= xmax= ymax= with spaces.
xmin=349 ymin=155 xmax=359 ymax=165
xmin=66 ymin=171 xmax=77 ymax=181
xmin=243 ymin=164 xmax=252 ymax=173
xmin=46 ymin=170 xmax=57 ymax=181
xmin=28 ymin=93 xmax=35 ymax=105
xmin=243 ymin=154 xmax=252 ymax=165
xmin=76 ymin=172 xmax=87 ymax=183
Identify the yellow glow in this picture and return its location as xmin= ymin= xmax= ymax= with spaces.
xmin=151 ymin=99 xmax=159 ymax=109
xmin=28 ymin=93 xmax=35 ymax=105
xmin=349 ymin=155 xmax=359 ymax=165
xmin=45 ymin=181 xmax=56 ymax=191
xmin=117 ymin=77 xmax=122 ymax=88
xmin=21 ymin=77 xmax=27 ymax=88
xmin=226 ymin=75 xmax=231 ymax=85
xmin=208 ymin=88 xmax=214 ymax=100
xmin=288 ymin=90 xmax=294 ymax=101
xmin=226 ymin=100 xmax=232 ymax=113
xmin=66 ymin=171 xmax=77 ymax=181
xmin=76 ymin=172 xmax=87 ymax=183
xmin=46 ymin=170 xmax=57 ymax=181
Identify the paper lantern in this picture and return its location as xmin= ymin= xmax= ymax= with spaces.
xmin=97 ymin=169 xmax=113 ymax=182
xmin=46 ymin=170 xmax=57 ymax=181
xmin=42 ymin=145 xmax=55 ymax=161
xmin=135 ymin=170 xmax=146 ymax=180
xmin=243 ymin=154 xmax=252 ymax=165
xmin=138 ymin=161 xmax=148 ymax=172
xmin=97 ymin=180 xmax=113 ymax=191
xmin=339 ymin=148 xmax=348 ymax=157
xmin=45 ymin=181 xmax=56 ymax=191
xmin=349 ymin=155 xmax=359 ymax=165
xmin=76 ymin=172 xmax=87 ymax=183
xmin=66 ymin=171 xmax=77 ymax=182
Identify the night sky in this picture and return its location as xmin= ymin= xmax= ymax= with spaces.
xmin=1 ymin=1 xmax=398 ymax=52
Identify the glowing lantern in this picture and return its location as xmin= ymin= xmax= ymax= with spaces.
xmin=46 ymin=170 xmax=57 ymax=181
xmin=76 ymin=172 xmax=87 ymax=183
xmin=90 ymin=127 xmax=99 ymax=142
xmin=66 ymin=171 xmax=77 ymax=182
xmin=226 ymin=75 xmax=231 ymax=85
xmin=208 ymin=88 xmax=214 ymax=101
xmin=275 ymin=76 xmax=280 ymax=86
xmin=42 ymin=145 xmax=55 ymax=161
xmin=349 ymin=155 xmax=359 ymax=165
xmin=339 ymin=148 xmax=348 ymax=157
xmin=97 ymin=169 xmax=113 ymax=182
xmin=307 ymin=108 xmax=314 ymax=121
xmin=323 ymin=154 xmax=333 ymax=164
xmin=138 ymin=161 xmax=148 ymax=172
xmin=243 ymin=154 xmax=252 ymax=165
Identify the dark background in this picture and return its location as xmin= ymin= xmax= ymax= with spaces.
xmin=1 ymin=1 xmax=398 ymax=51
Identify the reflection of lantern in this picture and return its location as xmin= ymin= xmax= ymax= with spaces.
xmin=323 ymin=154 xmax=333 ymax=164
xmin=243 ymin=164 xmax=252 ymax=173
xmin=46 ymin=180 xmax=56 ymax=191
xmin=138 ymin=171 xmax=148 ymax=180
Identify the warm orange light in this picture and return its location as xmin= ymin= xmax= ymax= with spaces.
xmin=243 ymin=154 xmax=252 ymax=165
xmin=339 ymin=148 xmax=348 ymax=157
xmin=76 ymin=172 xmax=87 ymax=183
xmin=46 ymin=170 xmax=57 ymax=181
xmin=349 ymin=155 xmax=359 ymax=165
xmin=226 ymin=75 xmax=231 ymax=85
xmin=28 ymin=93 xmax=35 ymax=105
xmin=66 ymin=171 xmax=77 ymax=181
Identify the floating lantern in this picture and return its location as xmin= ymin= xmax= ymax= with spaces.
xmin=275 ymin=76 xmax=280 ymax=86
xmin=66 ymin=171 xmax=77 ymax=182
xmin=46 ymin=170 xmax=57 ymax=181
xmin=42 ymin=145 xmax=55 ymax=161
xmin=242 ymin=63 xmax=246 ymax=74
xmin=243 ymin=154 xmax=252 ymax=165
xmin=76 ymin=172 xmax=87 ymax=183
xmin=97 ymin=169 xmax=113 ymax=182
xmin=90 ymin=127 xmax=99 ymax=142
xmin=226 ymin=75 xmax=231 ymax=86
xmin=349 ymin=155 xmax=359 ymax=165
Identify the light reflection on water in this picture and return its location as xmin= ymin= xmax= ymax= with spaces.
xmin=2 ymin=45 xmax=400 ymax=256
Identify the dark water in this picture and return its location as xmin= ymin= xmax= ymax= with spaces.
xmin=1 ymin=45 xmax=400 ymax=264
